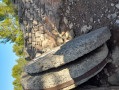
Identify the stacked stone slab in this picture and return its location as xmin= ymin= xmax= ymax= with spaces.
xmin=21 ymin=27 xmax=111 ymax=90
xmin=21 ymin=44 xmax=108 ymax=90
xmin=24 ymin=27 xmax=111 ymax=74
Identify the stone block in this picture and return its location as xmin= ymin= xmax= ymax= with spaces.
xmin=24 ymin=27 xmax=111 ymax=74
xmin=36 ymin=37 xmax=41 ymax=42
xmin=21 ymin=44 xmax=109 ymax=90
xmin=25 ymin=2 xmax=30 ymax=8
xmin=23 ymin=20 xmax=27 ymax=25
xmin=35 ymin=32 xmax=41 ymax=37
xmin=35 ymin=45 xmax=42 ymax=50
xmin=32 ymin=42 xmax=36 ymax=47
xmin=33 ymin=20 xmax=38 ymax=25
xmin=33 ymin=25 xmax=39 ymax=31
xmin=29 ymin=15 xmax=34 ymax=20
xmin=32 ymin=37 xmax=35 ymax=42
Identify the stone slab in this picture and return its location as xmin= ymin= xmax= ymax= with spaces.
xmin=21 ymin=44 xmax=109 ymax=90
xmin=24 ymin=27 xmax=111 ymax=74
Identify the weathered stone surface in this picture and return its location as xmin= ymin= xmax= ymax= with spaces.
xmin=116 ymin=4 xmax=119 ymax=9
xmin=107 ymin=46 xmax=119 ymax=85
xmin=108 ymin=68 xmax=119 ymax=85
xmin=19 ymin=0 xmax=119 ymax=60
xmin=111 ymin=46 xmax=119 ymax=67
xmin=21 ymin=44 xmax=109 ymax=90
xmin=24 ymin=27 xmax=111 ymax=74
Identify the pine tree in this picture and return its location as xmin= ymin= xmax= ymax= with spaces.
xmin=0 ymin=1 xmax=26 ymax=90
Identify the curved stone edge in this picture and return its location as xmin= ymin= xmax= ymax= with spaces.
xmin=21 ymin=44 xmax=108 ymax=90
xmin=24 ymin=26 xmax=111 ymax=74
xmin=62 ymin=58 xmax=108 ymax=90
xmin=46 ymin=57 xmax=108 ymax=90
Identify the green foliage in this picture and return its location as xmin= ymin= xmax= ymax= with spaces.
xmin=13 ymin=77 xmax=24 ymax=90
xmin=0 ymin=0 xmax=19 ymax=43
xmin=13 ymin=44 xmax=24 ymax=57
xmin=12 ymin=58 xmax=26 ymax=78
xmin=0 ymin=1 xmax=17 ymax=21
xmin=3 ymin=0 xmax=12 ymax=6
xmin=13 ymin=31 xmax=24 ymax=57
xmin=0 ymin=0 xmax=27 ymax=90
xmin=12 ymin=58 xmax=27 ymax=90
xmin=0 ymin=17 xmax=20 ymax=43
xmin=2 ymin=0 xmax=18 ymax=16
xmin=13 ymin=79 xmax=23 ymax=90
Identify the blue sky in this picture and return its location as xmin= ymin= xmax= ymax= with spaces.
xmin=0 ymin=0 xmax=18 ymax=90
xmin=0 ymin=42 xmax=18 ymax=90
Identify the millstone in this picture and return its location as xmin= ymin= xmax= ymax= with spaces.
xmin=21 ymin=44 xmax=109 ymax=90
xmin=24 ymin=27 xmax=111 ymax=74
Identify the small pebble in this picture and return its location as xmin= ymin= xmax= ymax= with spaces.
xmin=111 ymin=3 xmax=114 ymax=7
xmin=115 ymin=4 xmax=119 ymax=9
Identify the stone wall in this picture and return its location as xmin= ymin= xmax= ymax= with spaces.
xmin=18 ymin=0 xmax=119 ymax=60
xmin=18 ymin=0 xmax=75 ymax=60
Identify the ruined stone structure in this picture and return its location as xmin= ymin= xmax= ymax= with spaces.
xmin=18 ymin=0 xmax=75 ymax=60
xmin=24 ymin=27 xmax=111 ymax=74
xmin=17 ymin=0 xmax=119 ymax=89
xmin=18 ymin=0 xmax=119 ymax=60
xmin=21 ymin=27 xmax=111 ymax=90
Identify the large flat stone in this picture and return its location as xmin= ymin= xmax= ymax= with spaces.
xmin=24 ymin=27 xmax=111 ymax=74
xmin=21 ymin=44 xmax=109 ymax=90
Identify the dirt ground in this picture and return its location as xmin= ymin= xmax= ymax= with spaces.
xmin=64 ymin=0 xmax=119 ymax=36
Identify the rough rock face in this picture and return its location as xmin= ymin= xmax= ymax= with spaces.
xmin=108 ymin=68 xmax=119 ymax=85
xmin=106 ymin=26 xmax=119 ymax=85
xmin=18 ymin=0 xmax=75 ymax=60
xmin=18 ymin=0 xmax=119 ymax=60
xmin=24 ymin=27 xmax=111 ymax=74
xmin=111 ymin=46 xmax=119 ymax=67
xmin=107 ymin=45 xmax=119 ymax=85
xmin=21 ymin=44 xmax=109 ymax=90
xmin=17 ymin=0 xmax=119 ymax=89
